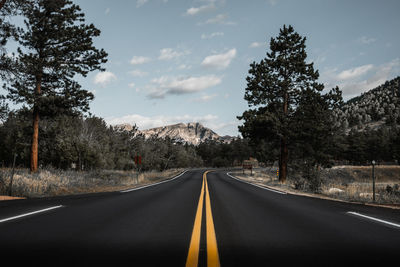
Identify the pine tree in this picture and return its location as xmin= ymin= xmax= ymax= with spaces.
xmin=238 ymin=25 xmax=324 ymax=183
xmin=6 ymin=0 xmax=107 ymax=172
xmin=291 ymin=86 xmax=342 ymax=168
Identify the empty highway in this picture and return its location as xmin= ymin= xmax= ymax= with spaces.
xmin=0 ymin=170 xmax=399 ymax=266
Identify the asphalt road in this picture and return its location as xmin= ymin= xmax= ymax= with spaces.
xmin=0 ymin=169 xmax=399 ymax=266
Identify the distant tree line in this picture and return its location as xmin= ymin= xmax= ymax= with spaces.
xmin=196 ymin=139 xmax=253 ymax=168
xmin=335 ymin=127 xmax=400 ymax=165
xmin=0 ymin=109 xmax=255 ymax=170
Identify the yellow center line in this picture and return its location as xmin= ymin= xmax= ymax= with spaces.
xmin=185 ymin=171 xmax=221 ymax=267
xmin=205 ymin=173 xmax=221 ymax=267
xmin=185 ymin=173 xmax=205 ymax=267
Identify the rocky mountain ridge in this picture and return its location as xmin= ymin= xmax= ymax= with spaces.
xmin=114 ymin=122 xmax=235 ymax=145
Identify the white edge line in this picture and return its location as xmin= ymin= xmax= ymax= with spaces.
xmin=227 ymin=172 xmax=287 ymax=195
xmin=347 ymin=211 xmax=400 ymax=229
xmin=0 ymin=205 xmax=64 ymax=223
xmin=120 ymin=170 xmax=188 ymax=193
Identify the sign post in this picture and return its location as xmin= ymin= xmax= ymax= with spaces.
xmin=242 ymin=160 xmax=253 ymax=176
xmin=372 ymin=160 xmax=376 ymax=202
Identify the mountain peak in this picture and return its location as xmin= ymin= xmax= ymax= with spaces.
xmin=141 ymin=122 xmax=220 ymax=145
xmin=112 ymin=122 xmax=236 ymax=145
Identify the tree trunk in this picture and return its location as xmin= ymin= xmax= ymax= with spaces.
xmin=30 ymin=107 xmax=39 ymax=172
xmin=279 ymin=91 xmax=289 ymax=183
xmin=30 ymin=75 xmax=41 ymax=173
xmin=280 ymin=137 xmax=288 ymax=183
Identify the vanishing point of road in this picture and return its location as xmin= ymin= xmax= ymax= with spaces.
xmin=0 ymin=170 xmax=399 ymax=266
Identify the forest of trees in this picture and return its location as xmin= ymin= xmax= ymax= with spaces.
xmin=334 ymin=77 xmax=400 ymax=129
xmin=0 ymin=110 xmax=254 ymax=170
xmin=331 ymin=77 xmax=400 ymax=165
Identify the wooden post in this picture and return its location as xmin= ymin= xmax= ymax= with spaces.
xmin=8 ymin=153 xmax=17 ymax=196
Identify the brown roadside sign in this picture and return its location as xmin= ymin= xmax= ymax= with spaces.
xmin=243 ymin=160 xmax=253 ymax=169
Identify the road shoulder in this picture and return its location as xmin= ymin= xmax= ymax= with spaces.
xmin=227 ymin=171 xmax=400 ymax=210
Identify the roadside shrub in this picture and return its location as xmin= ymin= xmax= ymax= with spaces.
xmin=386 ymin=184 xmax=400 ymax=196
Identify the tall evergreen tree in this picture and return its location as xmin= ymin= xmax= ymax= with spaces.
xmin=6 ymin=0 xmax=107 ymax=172
xmin=238 ymin=25 xmax=338 ymax=183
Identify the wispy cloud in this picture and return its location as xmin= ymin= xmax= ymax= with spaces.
xmin=358 ymin=36 xmax=377 ymax=45
xmin=130 ymin=56 xmax=151 ymax=65
xmin=185 ymin=3 xmax=216 ymax=16
xmin=201 ymin=32 xmax=224 ymax=39
xmin=146 ymin=75 xmax=222 ymax=99
xmin=158 ymin=48 xmax=191 ymax=61
xmin=94 ymin=71 xmax=117 ymax=86
xmin=191 ymin=93 xmax=218 ymax=102
xmin=199 ymin=13 xmax=236 ymax=25
xmin=268 ymin=0 xmax=278 ymax=6
xmin=321 ymin=58 xmax=400 ymax=99
xmin=129 ymin=69 xmax=148 ymax=77
xmin=249 ymin=42 xmax=265 ymax=48
xmin=136 ymin=0 xmax=148 ymax=8
xmin=337 ymin=64 xmax=374 ymax=80
xmin=178 ymin=64 xmax=192 ymax=70
xmin=201 ymin=48 xmax=237 ymax=70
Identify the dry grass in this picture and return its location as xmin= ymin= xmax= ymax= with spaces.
xmin=232 ymin=165 xmax=400 ymax=205
xmin=321 ymin=165 xmax=400 ymax=204
xmin=0 ymin=168 xmax=183 ymax=198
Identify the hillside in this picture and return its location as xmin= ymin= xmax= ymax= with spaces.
xmin=334 ymin=76 xmax=400 ymax=131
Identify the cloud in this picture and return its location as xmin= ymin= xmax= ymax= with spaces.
xmin=158 ymin=48 xmax=190 ymax=61
xmin=105 ymin=8 xmax=110 ymax=15
xmin=321 ymin=59 xmax=400 ymax=99
xmin=128 ymin=82 xmax=135 ymax=88
xmin=358 ymin=36 xmax=376 ymax=45
xmin=336 ymin=64 xmax=374 ymax=81
xmin=268 ymin=0 xmax=278 ymax=6
xmin=146 ymin=75 xmax=222 ymax=99
xmin=201 ymin=48 xmax=237 ymax=70
xmin=199 ymin=13 xmax=236 ymax=25
xmin=136 ymin=0 xmax=148 ymax=8
xmin=249 ymin=42 xmax=264 ymax=48
xmin=191 ymin=94 xmax=218 ymax=102
xmin=130 ymin=56 xmax=151 ymax=65
xmin=129 ymin=69 xmax=148 ymax=77
xmin=186 ymin=4 xmax=215 ymax=15
xmin=178 ymin=64 xmax=192 ymax=70
xmin=93 ymin=71 xmax=116 ymax=86
xmin=201 ymin=32 xmax=224 ymax=39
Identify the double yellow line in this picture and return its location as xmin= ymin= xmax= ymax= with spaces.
xmin=186 ymin=171 xmax=220 ymax=267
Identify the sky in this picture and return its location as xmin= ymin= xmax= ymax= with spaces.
xmin=4 ymin=0 xmax=400 ymax=136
